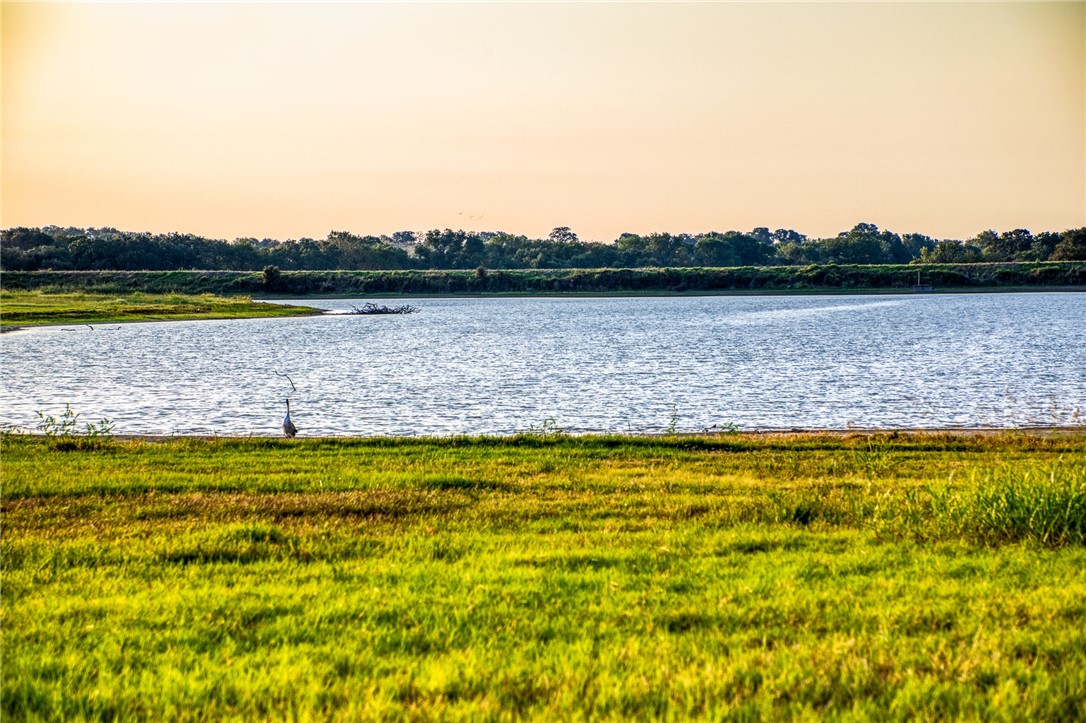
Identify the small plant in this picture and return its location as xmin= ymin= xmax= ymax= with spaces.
xmin=0 ymin=422 xmax=27 ymax=438
xmin=665 ymin=405 xmax=680 ymax=435
xmin=526 ymin=418 xmax=565 ymax=437
xmin=853 ymin=436 xmax=895 ymax=479
xmin=35 ymin=404 xmax=115 ymax=449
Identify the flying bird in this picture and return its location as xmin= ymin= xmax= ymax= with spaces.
xmin=282 ymin=398 xmax=297 ymax=438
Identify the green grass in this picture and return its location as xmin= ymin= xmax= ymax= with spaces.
xmin=3 ymin=432 xmax=1085 ymax=720
xmin=0 ymin=290 xmax=319 ymax=328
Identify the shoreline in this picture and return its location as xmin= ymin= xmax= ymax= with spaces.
xmin=0 ymin=291 xmax=322 ymax=333
xmin=254 ymin=285 xmax=1086 ymax=300
xmin=3 ymin=427 xmax=1077 ymax=442
xmin=0 ymin=308 xmax=324 ymax=334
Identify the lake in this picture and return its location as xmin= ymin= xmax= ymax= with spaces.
xmin=2 ymin=293 xmax=1084 ymax=436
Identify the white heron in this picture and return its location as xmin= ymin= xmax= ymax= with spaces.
xmin=282 ymin=398 xmax=298 ymax=438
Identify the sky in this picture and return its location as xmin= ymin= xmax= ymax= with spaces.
xmin=2 ymin=1 xmax=1084 ymax=243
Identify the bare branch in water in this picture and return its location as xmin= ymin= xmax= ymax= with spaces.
xmin=349 ymin=303 xmax=419 ymax=315
xmin=274 ymin=371 xmax=297 ymax=392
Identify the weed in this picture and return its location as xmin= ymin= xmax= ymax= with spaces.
xmin=0 ymin=422 xmax=27 ymax=438
xmin=876 ymin=464 xmax=1086 ymax=548
xmin=35 ymin=404 xmax=115 ymax=449
xmin=665 ymin=405 xmax=679 ymax=435
xmin=852 ymin=436 xmax=895 ymax=479
xmin=525 ymin=418 xmax=565 ymax=437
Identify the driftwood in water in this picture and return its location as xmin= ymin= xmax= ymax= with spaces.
xmin=349 ymin=303 xmax=419 ymax=315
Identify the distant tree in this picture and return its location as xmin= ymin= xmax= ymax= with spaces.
xmin=325 ymin=231 xmax=412 ymax=270
xmin=846 ymin=222 xmax=880 ymax=236
xmin=2 ymin=227 xmax=54 ymax=250
xmin=1051 ymin=228 xmax=1086 ymax=261
xmin=916 ymin=240 xmax=983 ymax=264
xmin=481 ymin=232 xmax=527 ymax=268
xmin=770 ymin=228 xmax=807 ymax=245
xmin=901 ymin=233 xmax=938 ymax=260
xmin=0 ymin=227 xmax=70 ymax=270
xmin=694 ymin=233 xmax=740 ymax=267
xmin=262 ymin=265 xmax=282 ymax=289
xmin=268 ymin=238 xmax=331 ymax=270
xmin=415 ymin=229 xmax=485 ymax=269
xmin=614 ymin=234 xmax=650 ymax=265
xmin=615 ymin=233 xmax=694 ymax=267
xmin=549 ymin=227 xmax=579 ymax=244
xmin=694 ymin=231 xmax=773 ymax=267
xmin=226 ymin=238 xmax=268 ymax=270
xmin=3 ymin=222 xmax=1079 ymax=272
xmin=1030 ymin=231 xmax=1061 ymax=260
xmin=981 ymin=229 xmax=1035 ymax=261
xmin=774 ymin=240 xmax=823 ymax=265
xmin=568 ymin=242 xmax=620 ymax=268
xmin=970 ymin=229 xmax=1001 ymax=260
xmin=818 ymin=223 xmax=899 ymax=264
xmin=750 ymin=227 xmax=773 ymax=244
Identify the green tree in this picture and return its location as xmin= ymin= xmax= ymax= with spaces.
xmin=694 ymin=232 xmax=773 ymax=267
xmin=1051 ymin=228 xmax=1086 ymax=261
xmin=771 ymin=228 xmax=807 ymax=245
xmin=981 ymin=229 xmax=1035 ymax=261
xmin=548 ymin=227 xmax=579 ymax=244
xmin=415 ymin=229 xmax=485 ymax=269
xmin=916 ymin=240 xmax=982 ymax=264
xmin=325 ymin=231 xmax=412 ymax=270
xmin=262 ymin=265 xmax=282 ymax=290
xmin=901 ymin=233 xmax=938 ymax=260
xmin=818 ymin=224 xmax=895 ymax=264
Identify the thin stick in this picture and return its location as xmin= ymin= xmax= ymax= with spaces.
xmin=274 ymin=371 xmax=297 ymax=392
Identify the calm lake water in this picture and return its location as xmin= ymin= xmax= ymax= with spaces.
xmin=2 ymin=293 xmax=1084 ymax=436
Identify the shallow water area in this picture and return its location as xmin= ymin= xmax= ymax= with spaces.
xmin=2 ymin=293 xmax=1084 ymax=436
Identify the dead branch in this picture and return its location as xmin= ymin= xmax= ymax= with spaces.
xmin=274 ymin=371 xmax=297 ymax=392
xmin=349 ymin=303 xmax=419 ymax=315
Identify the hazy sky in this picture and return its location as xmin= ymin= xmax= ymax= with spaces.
xmin=3 ymin=1 xmax=1083 ymax=242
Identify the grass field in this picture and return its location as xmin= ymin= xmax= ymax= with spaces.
xmin=0 ymin=290 xmax=319 ymax=329
xmin=3 ymin=432 xmax=1085 ymax=720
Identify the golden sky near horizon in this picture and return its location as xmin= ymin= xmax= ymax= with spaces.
xmin=2 ymin=1 xmax=1084 ymax=243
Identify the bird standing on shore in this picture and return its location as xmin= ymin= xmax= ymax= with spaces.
xmin=283 ymin=398 xmax=297 ymax=438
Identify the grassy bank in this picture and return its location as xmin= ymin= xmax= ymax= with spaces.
xmin=0 ymin=290 xmax=320 ymax=329
xmin=3 ymin=261 xmax=1085 ymax=297
xmin=3 ymin=432 xmax=1085 ymax=720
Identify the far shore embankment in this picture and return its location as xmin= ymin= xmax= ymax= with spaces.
xmin=3 ymin=261 xmax=1085 ymax=297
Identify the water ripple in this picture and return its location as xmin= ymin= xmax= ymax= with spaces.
xmin=2 ymin=293 xmax=1084 ymax=435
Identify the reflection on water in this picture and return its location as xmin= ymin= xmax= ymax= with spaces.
xmin=2 ymin=293 xmax=1084 ymax=436
xmin=723 ymin=299 xmax=907 ymax=324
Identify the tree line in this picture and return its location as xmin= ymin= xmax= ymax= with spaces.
xmin=2 ymin=223 xmax=1084 ymax=272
